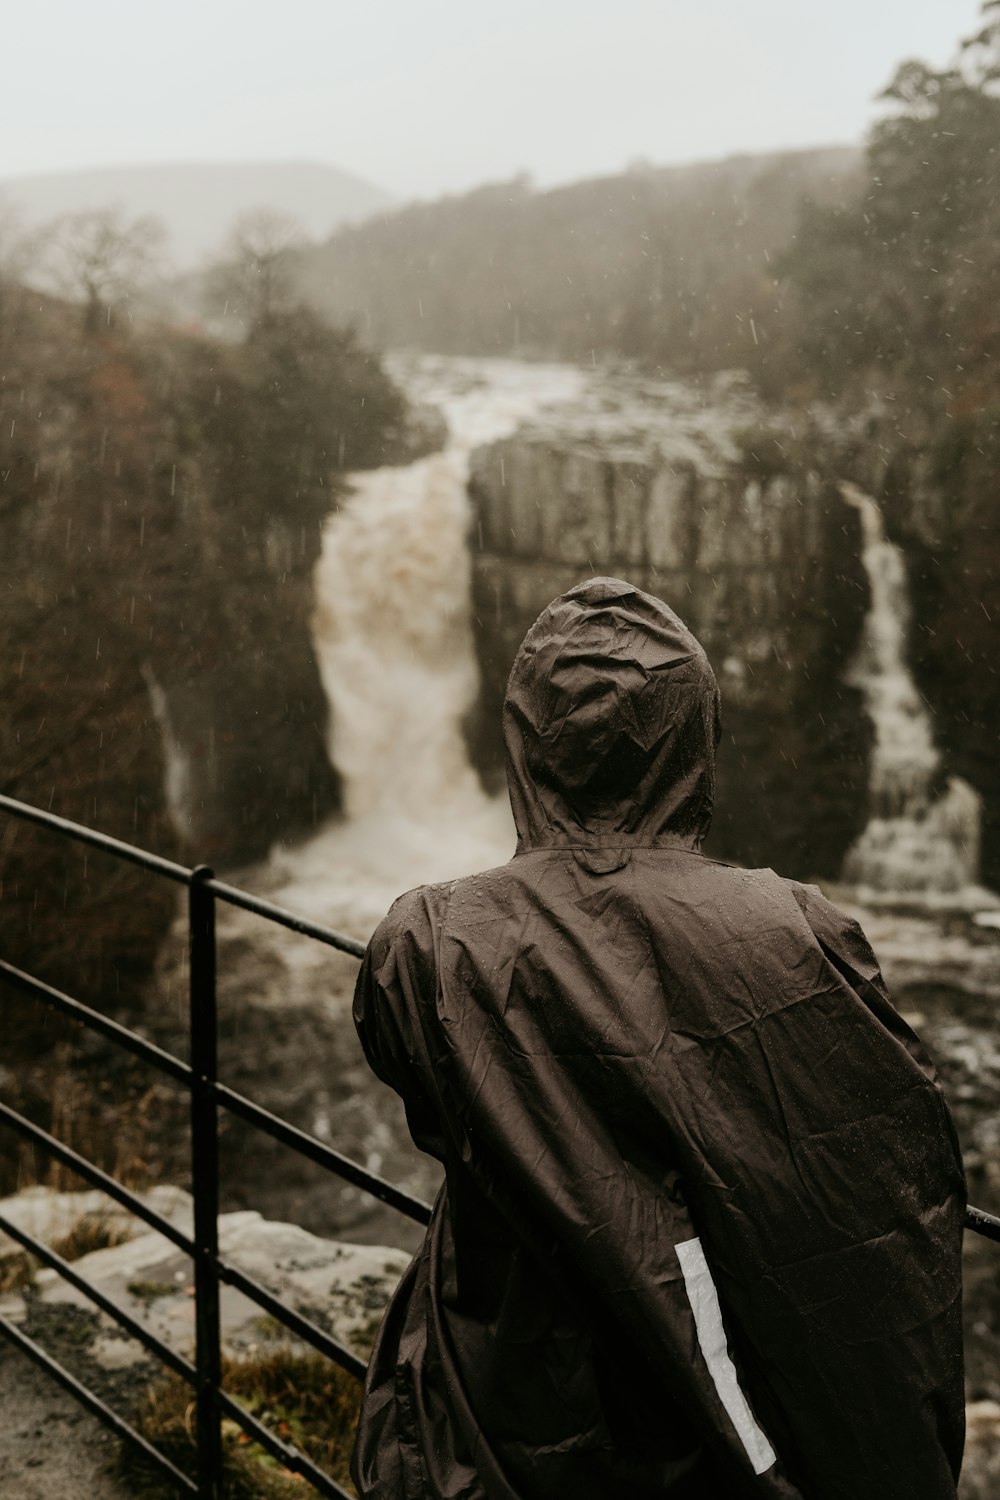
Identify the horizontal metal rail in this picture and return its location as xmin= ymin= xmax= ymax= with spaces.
xmin=0 ymin=959 xmax=193 ymax=1086
xmin=217 ymin=1388 xmax=353 ymax=1500
xmin=966 ymin=1203 xmax=1000 ymax=1244
xmin=0 ymin=1210 xmax=196 ymax=1384
xmin=0 ymin=793 xmax=193 ymax=884
xmin=216 ymin=1258 xmax=367 ymax=1382
xmin=0 ymin=1313 xmax=199 ymax=1496
xmin=214 ymin=1082 xmax=432 ymax=1224
xmin=0 ymin=792 xmax=364 ymax=956
xmin=207 ymin=877 xmax=366 ymax=958
xmin=0 ymin=1103 xmax=195 ymax=1257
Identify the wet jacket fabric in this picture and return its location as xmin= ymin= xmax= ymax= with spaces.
xmin=351 ymin=577 xmax=966 ymax=1500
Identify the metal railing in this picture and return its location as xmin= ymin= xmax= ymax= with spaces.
xmin=0 ymin=793 xmax=432 ymax=1500
xmin=1 ymin=792 xmax=999 ymax=1498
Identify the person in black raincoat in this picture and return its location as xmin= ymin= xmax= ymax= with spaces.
xmin=351 ymin=576 xmax=966 ymax=1500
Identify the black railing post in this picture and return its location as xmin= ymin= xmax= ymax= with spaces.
xmin=189 ymin=865 xmax=223 ymax=1498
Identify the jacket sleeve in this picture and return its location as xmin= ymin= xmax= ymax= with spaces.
xmin=353 ymin=885 xmax=450 ymax=1160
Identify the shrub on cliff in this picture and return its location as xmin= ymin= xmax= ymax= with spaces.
xmin=192 ymin=306 xmax=408 ymax=527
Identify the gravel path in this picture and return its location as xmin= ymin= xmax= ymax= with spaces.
xmin=0 ymin=1342 xmax=131 ymax=1500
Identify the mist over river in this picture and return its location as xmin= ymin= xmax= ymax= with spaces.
xmin=150 ymin=358 xmax=1000 ymax=1314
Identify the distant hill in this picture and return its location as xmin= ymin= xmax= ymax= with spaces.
xmin=0 ymin=160 xmax=394 ymax=269
xmin=293 ymin=146 xmax=860 ymax=378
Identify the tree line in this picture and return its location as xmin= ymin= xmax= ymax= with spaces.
xmin=291 ymin=148 xmax=860 ymax=384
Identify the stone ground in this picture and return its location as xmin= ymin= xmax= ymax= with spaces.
xmin=0 ymin=1341 xmax=127 ymax=1500
xmin=0 ymin=1186 xmax=409 ymax=1499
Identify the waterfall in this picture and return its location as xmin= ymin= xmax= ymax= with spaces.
xmin=267 ymin=356 xmax=586 ymax=940
xmin=142 ymin=662 xmax=195 ymax=840
xmin=839 ymin=482 xmax=981 ymax=896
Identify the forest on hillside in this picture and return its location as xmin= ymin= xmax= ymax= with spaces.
xmin=296 ymin=3 xmax=1000 ymax=427
xmin=294 ymin=147 xmax=861 ymax=379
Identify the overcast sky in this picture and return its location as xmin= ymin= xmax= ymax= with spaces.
xmin=5 ymin=0 xmax=986 ymax=201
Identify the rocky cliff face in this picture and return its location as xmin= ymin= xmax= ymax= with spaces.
xmin=465 ymin=383 xmax=872 ymax=879
xmin=144 ymin=507 xmax=340 ymax=866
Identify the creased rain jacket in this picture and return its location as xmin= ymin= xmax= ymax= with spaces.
xmin=352 ymin=576 xmax=966 ymax=1500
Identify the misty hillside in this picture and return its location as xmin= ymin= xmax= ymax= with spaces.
xmin=0 ymin=159 xmax=395 ymax=268
xmin=293 ymin=145 xmax=860 ymax=375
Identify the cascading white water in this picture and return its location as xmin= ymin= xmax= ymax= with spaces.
xmin=142 ymin=663 xmax=195 ymax=839
xmin=267 ymin=356 xmax=587 ymax=941
xmin=839 ymin=482 xmax=981 ymax=896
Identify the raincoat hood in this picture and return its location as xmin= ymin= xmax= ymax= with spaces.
xmin=503 ymin=577 xmax=721 ymax=851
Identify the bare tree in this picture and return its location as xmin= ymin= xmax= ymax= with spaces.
xmin=204 ymin=208 xmax=305 ymax=333
xmin=0 ymin=196 xmax=49 ymax=328
xmin=48 ymin=206 xmax=166 ymax=332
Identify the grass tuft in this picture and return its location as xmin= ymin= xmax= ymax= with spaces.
xmin=0 ymin=1249 xmax=37 ymax=1294
xmin=126 ymin=1279 xmax=178 ymax=1302
xmin=50 ymin=1211 xmax=134 ymax=1262
xmin=120 ymin=1350 xmax=361 ymax=1498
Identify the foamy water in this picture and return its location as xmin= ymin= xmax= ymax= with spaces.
xmin=840 ymin=482 xmax=982 ymax=896
xmin=267 ymin=357 xmax=587 ymax=941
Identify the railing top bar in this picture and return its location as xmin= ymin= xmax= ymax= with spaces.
xmin=0 ymin=793 xmax=367 ymax=960
xmin=204 ymin=878 xmax=366 ymax=958
xmin=0 ymin=793 xmax=193 ymax=884
xmin=967 ymin=1203 xmax=1000 ymax=1243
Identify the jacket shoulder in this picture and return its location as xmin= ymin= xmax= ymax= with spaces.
xmin=782 ymin=877 xmax=883 ymax=982
xmin=367 ymin=880 xmax=454 ymax=968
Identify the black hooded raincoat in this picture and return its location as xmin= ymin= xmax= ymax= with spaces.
xmin=352 ymin=577 xmax=966 ymax=1500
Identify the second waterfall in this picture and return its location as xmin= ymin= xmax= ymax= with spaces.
xmin=840 ymin=482 xmax=981 ymax=897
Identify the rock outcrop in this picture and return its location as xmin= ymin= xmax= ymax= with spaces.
xmin=0 ymin=1185 xmax=409 ymax=1497
xmin=0 ymin=1182 xmax=407 ymax=1500
xmin=465 ymin=378 xmax=872 ymax=879
xmin=0 ymin=1186 xmax=408 ymax=1363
